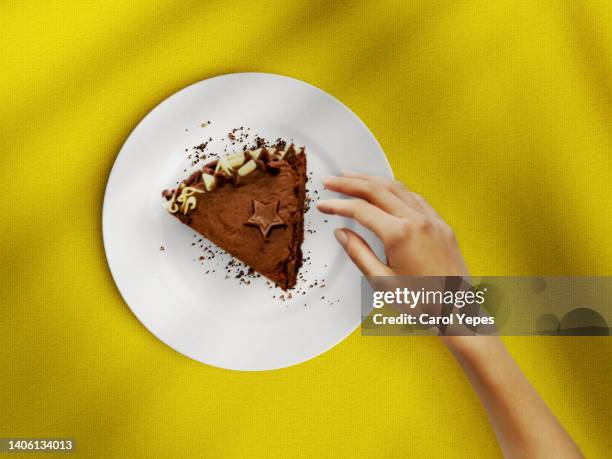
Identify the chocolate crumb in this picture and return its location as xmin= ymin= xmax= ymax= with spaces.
xmin=274 ymin=138 xmax=287 ymax=150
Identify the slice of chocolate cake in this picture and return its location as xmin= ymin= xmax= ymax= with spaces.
xmin=162 ymin=145 xmax=307 ymax=289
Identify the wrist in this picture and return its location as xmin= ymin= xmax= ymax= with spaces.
xmin=441 ymin=335 xmax=504 ymax=362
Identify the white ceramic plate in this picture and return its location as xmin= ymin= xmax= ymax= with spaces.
xmin=103 ymin=73 xmax=392 ymax=371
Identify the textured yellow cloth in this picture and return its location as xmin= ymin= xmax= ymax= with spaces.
xmin=1 ymin=1 xmax=611 ymax=457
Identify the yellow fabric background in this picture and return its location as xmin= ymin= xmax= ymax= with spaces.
xmin=1 ymin=1 xmax=611 ymax=457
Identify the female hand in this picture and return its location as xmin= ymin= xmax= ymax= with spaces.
xmin=317 ymin=171 xmax=583 ymax=458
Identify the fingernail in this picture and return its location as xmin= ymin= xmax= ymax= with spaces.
xmin=316 ymin=200 xmax=327 ymax=210
xmin=341 ymin=169 xmax=358 ymax=177
xmin=321 ymin=175 xmax=335 ymax=188
xmin=334 ymin=228 xmax=348 ymax=247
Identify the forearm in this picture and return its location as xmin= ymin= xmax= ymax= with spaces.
xmin=443 ymin=336 xmax=583 ymax=458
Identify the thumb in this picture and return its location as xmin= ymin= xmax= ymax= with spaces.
xmin=334 ymin=228 xmax=389 ymax=277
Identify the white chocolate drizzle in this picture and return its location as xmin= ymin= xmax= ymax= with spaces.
xmin=163 ymin=144 xmax=304 ymax=215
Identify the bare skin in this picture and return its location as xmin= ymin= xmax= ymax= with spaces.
xmin=317 ymin=170 xmax=583 ymax=459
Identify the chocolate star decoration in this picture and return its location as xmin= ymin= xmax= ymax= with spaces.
xmin=245 ymin=200 xmax=286 ymax=238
